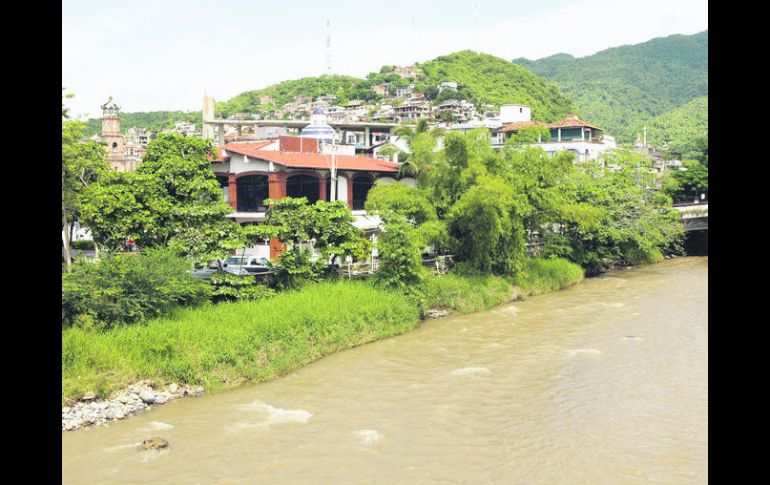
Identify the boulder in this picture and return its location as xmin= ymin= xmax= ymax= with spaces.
xmin=81 ymin=391 xmax=96 ymax=402
xmin=139 ymin=390 xmax=156 ymax=403
xmin=141 ymin=437 xmax=169 ymax=450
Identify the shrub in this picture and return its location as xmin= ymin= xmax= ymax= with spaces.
xmin=374 ymin=215 xmax=425 ymax=293
xmin=209 ymin=271 xmax=276 ymax=303
xmin=71 ymin=239 xmax=95 ymax=250
xmin=61 ymin=248 xmax=211 ymax=329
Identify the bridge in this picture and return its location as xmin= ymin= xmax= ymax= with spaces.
xmin=673 ymin=200 xmax=708 ymax=232
xmin=202 ymin=118 xmax=398 ymax=148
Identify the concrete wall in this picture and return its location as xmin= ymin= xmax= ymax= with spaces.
xmin=228 ymin=154 xmax=270 ymax=173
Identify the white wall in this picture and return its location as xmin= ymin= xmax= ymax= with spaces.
xmin=228 ymin=154 xmax=270 ymax=173
xmin=500 ymin=104 xmax=532 ymax=123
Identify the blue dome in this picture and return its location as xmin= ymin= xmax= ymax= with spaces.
xmin=300 ymin=122 xmax=335 ymax=143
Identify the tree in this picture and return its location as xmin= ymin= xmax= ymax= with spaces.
xmin=62 ymin=119 xmax=108 ymax=272
xmin=447 ymin=176 xmax=528 ymax=276
xmin=364 ymin=182 xmax=437 ymax=224
xmin=392 ymin=119 xmax=443 ymax=183
xmin=374 ymin=214 xmax=424 ymax=292
xmin=79 ymin=134 xmax=242 ymax=262
xmin=249 ymin=197 xmax=371 ymax=289
xmin=662 ymin=160 xmax=708 ymax=202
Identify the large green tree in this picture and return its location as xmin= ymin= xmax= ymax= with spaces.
xmin=79 ymin=134 xmax=242 ymax=262
xmin=62 ymin=117 xmax=108 ymax=272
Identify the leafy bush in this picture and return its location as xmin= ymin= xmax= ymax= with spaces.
xmin=374 ymin=215 xmax=425 ymax=293
xmin=62 ymin=248 xmax=211 ymax=329
xmin=209 ymin=271 xmax=275 ymax=302
xmin=71 ymin=239 xmax=95 ymax=250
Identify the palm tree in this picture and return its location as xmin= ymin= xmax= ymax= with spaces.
xmin=390 ymin=119 xmax=444 ymax=183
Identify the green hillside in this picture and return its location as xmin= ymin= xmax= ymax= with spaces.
xmin=514 ymin=30 xmax=708 ymax=142
xmin=83 ymin=111 xmax=201 ymax=138
xmin=637 ymin=96 xmax=708 ymax=160
xmin=217 ymin=51 xmax=575 ymax=121
xmin=417 ymin=50 xmax=576 ymax=121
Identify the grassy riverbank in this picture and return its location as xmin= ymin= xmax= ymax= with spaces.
xmin=61 ymin=257 xmax=584 ymax=403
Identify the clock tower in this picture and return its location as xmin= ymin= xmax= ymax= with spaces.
xmin=100 ymin=97 xmax=128 ymax=170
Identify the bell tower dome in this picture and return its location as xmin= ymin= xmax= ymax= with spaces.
xmin=100 ymin=96 xmax=128 ymax=170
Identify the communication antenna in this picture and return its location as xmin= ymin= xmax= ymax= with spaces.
xmin=472 ymin=0 xmax=479 ymax=51
xmin=325 ymin=18 xmax=332 ymax=74
xmin=411 ymin=15 xmax=416 ymax=55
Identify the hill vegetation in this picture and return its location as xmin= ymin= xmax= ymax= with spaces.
xmin=83 ymin=111 xmax=201 ymax=138
xmin=638 ymin=96 xmax=708 ymax=160
xmin=514 ymin=30 xmax=708 ymax=143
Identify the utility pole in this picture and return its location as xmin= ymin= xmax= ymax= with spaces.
xmin=330 ymin=130 xmax=338 ymax=201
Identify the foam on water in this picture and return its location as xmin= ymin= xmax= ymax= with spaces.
xmin=105 ymin=442 xmax=141 ymax=453
xmin=228 ymin=400 xmax=312 ymax=431
xmin=566 ymin=348 xmax=602 ymax=357
xmin=354 ymin=429 xmax=382 ymax=445
xmin=142 ymin=421 xmax=174 ymax=431
xmin=141 ymin=448 xmax=170 ymax=463
xmin=451 ymin=367 xmax=491 ymax=376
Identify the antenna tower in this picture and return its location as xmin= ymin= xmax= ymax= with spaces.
xmin=325 ymin=18 xmax=332 ymax=74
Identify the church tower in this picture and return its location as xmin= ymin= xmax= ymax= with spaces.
xmin=101 ymin=97 xmax=128 ymax=171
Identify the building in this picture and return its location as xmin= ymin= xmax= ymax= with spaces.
xmin=438 ymin=81 xmax=458 ymax=92
xmin=394 ymin=65 xmax=419 ymax=79
xmin=99 ymin=97 xmax=130 ymax=171
xmin=211 ymin=135 xmax=409 ymax=259
xmin=498 ymin=109 xmax=616 ymax=161
xmin=394 ymin=84 xmax=415 ymax=97
xmin=433 ymin=99 xmax=476 ymax=123
xmin=372 ymin=84 xmax=389 ymax=96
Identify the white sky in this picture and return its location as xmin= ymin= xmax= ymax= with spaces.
xmin=62 ymin=0 xmax=708 ymax=118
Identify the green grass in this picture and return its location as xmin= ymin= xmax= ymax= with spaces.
xmin=61 ymin=258 xmax=585 ymax=403
xmin=514 ymin=257 xmax=584 ymax=296
xmin=420 ymin=273 xmax=517 ymax=314
xmin=62 ymin=280 xmax=419 ymax=402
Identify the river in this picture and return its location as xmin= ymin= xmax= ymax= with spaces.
xmin=62 ymin=257 xmax=708 ymax=484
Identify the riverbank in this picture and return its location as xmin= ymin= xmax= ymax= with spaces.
xmin=62 ymin=257 xmax=584 ymax=431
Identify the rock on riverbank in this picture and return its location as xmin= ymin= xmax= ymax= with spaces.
xmin=62 ymin=381 xmax=203 ymax=432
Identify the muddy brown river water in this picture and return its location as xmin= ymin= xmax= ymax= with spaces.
xmin=62 ymin=257 xmax=708 ymax=484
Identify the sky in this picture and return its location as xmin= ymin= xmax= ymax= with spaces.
xmin=62 ymin=0 xmax=708 ymax=119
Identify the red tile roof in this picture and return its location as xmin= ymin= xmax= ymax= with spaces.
xmin=499 ymin=115 xmax=602 ymax=133
xmin=546 ymin=115 xmax=602 ymax=130
xmin=498 ymin=121 xmax=547 ymax=133
xmin=221 ymin=141 xmax=275 ymax=159
xmin=209 ymin=146 xmax=230 ymax=163
xmin=249 ymin=150 xmax=400 ymax=172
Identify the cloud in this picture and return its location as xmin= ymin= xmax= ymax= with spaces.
xmin=62 ymin=0 xmax=707 ymax=117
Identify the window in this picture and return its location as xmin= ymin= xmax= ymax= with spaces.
xmin=112 ymin=142 xmax=118 ymax=149
xmin=286 ymin=174 xmax=320 ymax=204
xmin=352 ymin=176 xmax=374 ymax=210
xmin=236 ymin=175 xmax=269 ymax=212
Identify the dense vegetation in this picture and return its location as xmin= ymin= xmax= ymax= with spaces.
xmin=637 ymin=96 xmax=708 ymax=160
xmin=514 ymin=30 xmax=708 ymax=143
xmin=83 ymin=111 xmax=201 ymax=138
xmin=418 ymin=51 xmax=576 ymax=121
xmin=62 ymin=280 xmax=420 ymax=401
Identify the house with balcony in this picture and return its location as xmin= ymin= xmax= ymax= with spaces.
xmin=210 ymin=112 xmax=411 ymax=259
xmin=499 ymin=112 xmax=616 ymax=161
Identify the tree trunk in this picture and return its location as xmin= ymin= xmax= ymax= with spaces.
xmin=62 ymin=216 xmax=72 ymax=273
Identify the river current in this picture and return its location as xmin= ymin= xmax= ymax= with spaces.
xmin=62 ymin=257 xmax=708 ymax=484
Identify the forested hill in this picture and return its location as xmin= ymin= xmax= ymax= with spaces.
xmin=83 ymin=111 xmax=201 ymax=138
xmin=513 ymin=30 xmax=708 ymax=143
xmin=636 ymin=96 xmax=708 ymax=160
xmin=217 ymin=51 xmax=576 ymax=122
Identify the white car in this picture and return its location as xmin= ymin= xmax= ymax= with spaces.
xmin=221 ymin=256 xmax=272 ymax=275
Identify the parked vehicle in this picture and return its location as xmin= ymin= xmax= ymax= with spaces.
xmin=222 ymin=256 xmax=272 ymax=275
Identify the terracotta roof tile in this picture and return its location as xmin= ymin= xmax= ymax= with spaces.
xmin=221 ymin=141 xmax=275 ymax=159
xmin=250 ymin=150 xmax=400 ymax=172
xmin=498 ymin=121 xmax=547 ymax=133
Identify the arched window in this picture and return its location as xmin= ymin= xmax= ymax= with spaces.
xmin=236 ymin=175 xmax=269 ymax=212
xmin=286 ymin=174 xmax=320 ymax=204
xmin=325 ymin=176 xmax=332 ymax=202
xmin=352 ymin=175 xmax=374 ymax=210
xmin=112 ymin=142 xmax=118 ymax=149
